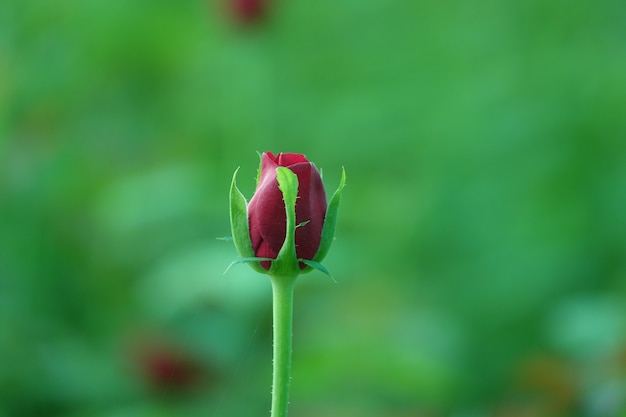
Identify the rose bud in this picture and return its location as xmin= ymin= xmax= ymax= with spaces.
xmin=249 ymin=152 xmax=326 ymax=270
xmin=229 ymin=152 xmax=345 ymax=277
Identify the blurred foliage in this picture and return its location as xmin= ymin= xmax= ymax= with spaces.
xmin=1 ymin=0 xmax=626 ymax=416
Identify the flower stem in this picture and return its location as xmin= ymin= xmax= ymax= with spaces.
xmin=269 ymin=274 xmax=297 ymax=417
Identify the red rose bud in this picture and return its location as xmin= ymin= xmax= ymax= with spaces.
xmin=248 ymin=152 xmax=327 ymax=270
xmin=229 ymin=152 xmax=346 ymax=277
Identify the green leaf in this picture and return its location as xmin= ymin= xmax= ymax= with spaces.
xmin=299 ymin=259 xmax=336 ymax=282
xmin=314 ymin=167 xmax=346 ymax=263
xmin=229 ymin=168 xmax=266 ymax=273
xmin=224 ymin=257 xmax=274 ymax=274
xmin=271 ymin=167 xmax=301 ymax=277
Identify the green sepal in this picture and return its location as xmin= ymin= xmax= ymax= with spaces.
xmin=255 ymin=151 xmax=263 ymax=186
xmin=299 ymin=259 xmax=336 ymax=282
xmin=229 ymin=167 xmax=266 ymax=274
xmin=313 ymin=167 xmax=346 ymax=264
xmin=269 ymin=167 xmax=301 ymax=277
xmin=224 ymin=257 xmax=274 ymax=274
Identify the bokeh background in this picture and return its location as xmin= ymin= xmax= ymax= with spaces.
xmin=2 ymin=0 xmax=626 ymax=416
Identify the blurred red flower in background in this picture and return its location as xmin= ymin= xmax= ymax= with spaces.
xmin=131 ymin=338 xmax=206 ymax=392
xmin=226 ymin=0 xmax=267 ymax=24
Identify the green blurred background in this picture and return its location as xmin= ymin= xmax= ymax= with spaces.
xmin=2 ymin=0 xmax=626 ymax=416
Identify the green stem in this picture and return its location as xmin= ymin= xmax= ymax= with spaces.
xmin=269 ymin=274 xmax=297 ymax=417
